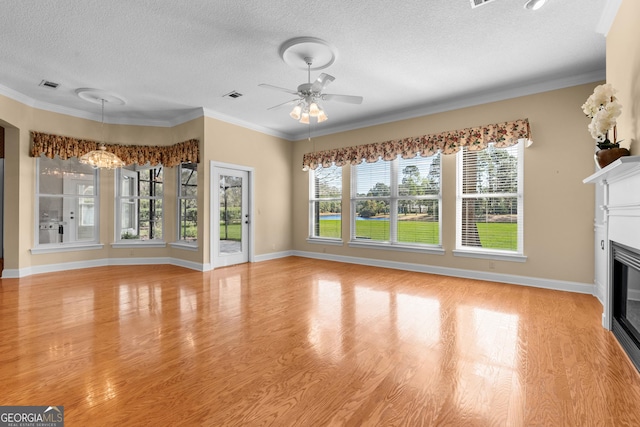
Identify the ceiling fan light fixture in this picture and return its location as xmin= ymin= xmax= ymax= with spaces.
xmin=309 ymin=101 xmax=320 ymax=117
xmin=317 ymin=109 xmax=328 ymax=123
xmin=290 ymin=104 xmax=302 ymax=120
xmin=299 ymin=112 xmax=310 ymax=124
xmin=524 ymin=0 xmax=547 ymax=10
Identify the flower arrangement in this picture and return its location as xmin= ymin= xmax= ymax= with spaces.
xmin=582 ymin=83 xmax=623 ymax=149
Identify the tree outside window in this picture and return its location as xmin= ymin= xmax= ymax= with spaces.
xmin=351 ymin=153 xmax=441 ymax=246
xmin=309 ymin=164 xmax=342 ymax=239
xmin=456 ymin=142 xmax=523 ymax=253
xmin=178 ymin=162 xmax=197 ymax=243
xmin=116 ymin=164 xmax=163 ymax=241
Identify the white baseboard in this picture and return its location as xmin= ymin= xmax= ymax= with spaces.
xmin=254 ymin=250 xmax=294 ymax=263
xmin=1 ymin=251 xmax=292 ymax=278
xmin=1 ymin=257 xmax=209 ymax=278
xmin=0 ymin=250 xmax=597 ymax=298
xmin=594 ymin=281 xmax=606 ymax=306
xmin=292 ymin=250 xmax=596 ymax=296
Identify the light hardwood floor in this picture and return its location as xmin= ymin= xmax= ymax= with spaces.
xmin=1 ymin=257 xmax=640 ymax=426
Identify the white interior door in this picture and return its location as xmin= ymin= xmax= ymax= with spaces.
xmin=213 ymin=166 xmax=250 ymax=267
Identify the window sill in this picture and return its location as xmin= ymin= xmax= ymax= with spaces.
xmin=170 ymin=242 xmax=199 ymax=251
xmin=348 ymin=240 xmax=445 ymax=255
xmin=306 ymin=237 xmax=344 ymax=246
xmin=111 ymin=241 xmax=167 ymax=249
xmin=30 ymin=243 xmax=104 ymax=255
xmin=452 ymin=249 xmax=527 ymax=262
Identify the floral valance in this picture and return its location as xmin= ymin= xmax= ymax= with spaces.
xmin=302 ymin=118 xmax=531 ymax=170
xmin=30 ymin=131 xmax=199 ymax=167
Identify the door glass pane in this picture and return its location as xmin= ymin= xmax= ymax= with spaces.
xmin=219 ymin=175 xmax=242 ymax=254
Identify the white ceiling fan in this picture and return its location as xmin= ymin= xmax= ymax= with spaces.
xmin=259 ymin=57 xmax=363 ymax=124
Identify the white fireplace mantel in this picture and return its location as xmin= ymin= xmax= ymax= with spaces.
xmin=584 ymin=156 xmax=640 ymax=186
xmin=584 ymin=156 xmax=640 ymax=329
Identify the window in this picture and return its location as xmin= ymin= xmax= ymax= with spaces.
xmin=36 ymin=155 xmax=99 ymax=246
xmin=456 ymin=142 xmax=523 ymax=257
xmin=177 ymin=162 xmax=198 ymax=243
xmin=309 ymin=164 xmax=342 ymax=240
xmin=116 ymin=164 xmax=163 ymax=241
xmin=350 ymin=153 xmax=441 ymax=249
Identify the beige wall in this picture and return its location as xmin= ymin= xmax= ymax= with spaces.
xmin=0 ymin=96 xmax=199 ymax=271
xmin=0 ymin=94 xmax=293 ymax=274
xmin=607 ymin=0 xmax=640 ymax=155
xmin=0 ymin=39 xmax=619 ymax=285
xmin=203 ymin=118 xmax=293 ymax=257
xmin=292 ymin=83 xmax=600 ymax=284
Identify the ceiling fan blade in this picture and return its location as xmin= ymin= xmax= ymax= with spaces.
xmin=267 ymin=98 xmax=300 ymax=110
xmin=322 ymin=94 xmax=363 ymax=104
xmin=258 ymin=83 xmax=298 ymax=95
xmin=311 ymin=73 xmax=335 ymax=92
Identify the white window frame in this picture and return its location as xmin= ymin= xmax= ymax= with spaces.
xmin=174 ymin=162 xmax=198 ymax=249
xmin=454 ymin=141 xmax=526 ymax=262
xmin=113 ymin=163 xmax=166 ymax=248
xmin=308 ymin=164 xmax=343 ymax=245
xmin=349 ymin=154 xmax=443 ymax=254
xmin=31 ymin=155 xmax=103 ymax=254
xmin=120 ymin=169 xmax=138 ymax=236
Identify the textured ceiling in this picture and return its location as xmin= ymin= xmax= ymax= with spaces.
xmin=0 ymin=0 xmax=607 ymax=141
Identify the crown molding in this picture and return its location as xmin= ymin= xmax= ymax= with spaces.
xmin=596 ymin=0 xmax=622 ymax=36
xmin=201 ymin=107 xmax=293 ymax=140
xmin=289 ymin=68 xmax=606 ymax=141
xmin=1 ymin=66 xmax=606 ymax=142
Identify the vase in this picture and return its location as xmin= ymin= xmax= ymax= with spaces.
xmin=595 ymin=147 xmax=630 ymax=169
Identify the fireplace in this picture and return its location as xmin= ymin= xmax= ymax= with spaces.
xmin=611 ymin=241 xmax=640 ymax=371
xmin=584 ymin=157 xmax=640 ymax=370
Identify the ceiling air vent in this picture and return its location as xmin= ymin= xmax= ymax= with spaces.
xmin=223 ymin=91 xmax=243 ymax=99
xmin=470 ymin=0 xmax=497 ymax=8
xmin=39 ymin=80 xmax=60 ymax=90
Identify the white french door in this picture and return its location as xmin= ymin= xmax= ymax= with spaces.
xmin=212 ymin=164 xmax=252 ymax=268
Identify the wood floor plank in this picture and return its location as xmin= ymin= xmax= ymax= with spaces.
xmin=1 ymin=257 xmax=640 ymax=426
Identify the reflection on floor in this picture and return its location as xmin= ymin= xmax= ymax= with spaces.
xmin=1 ymin=257 xmax=639 ymax=426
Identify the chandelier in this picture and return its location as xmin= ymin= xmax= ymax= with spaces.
xmin=77 ymin=89 xmax=126 ymax=169
xmin=79 ymin=142 xmax=125 ymax=169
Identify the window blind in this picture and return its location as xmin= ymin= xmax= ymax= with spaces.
xmin=457 ymin=143 xmax=522 ymax=253
xmin=310 ymin=165 xmax=342 ymax=239
xmin=352 ymin=154 xmax=441 ymax=246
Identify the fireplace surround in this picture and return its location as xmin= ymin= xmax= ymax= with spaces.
xmin=585 ymin=156 xmax=640 ymax=370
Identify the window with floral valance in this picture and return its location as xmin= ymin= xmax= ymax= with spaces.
xmin=30 ymin=131 xmax=199 ymax=167
xmin=302 ymin=118 xmax=531 ymax=170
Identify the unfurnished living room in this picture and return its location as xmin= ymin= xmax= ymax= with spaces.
xmin=1 ymin=0 xmax=640 ymax=425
